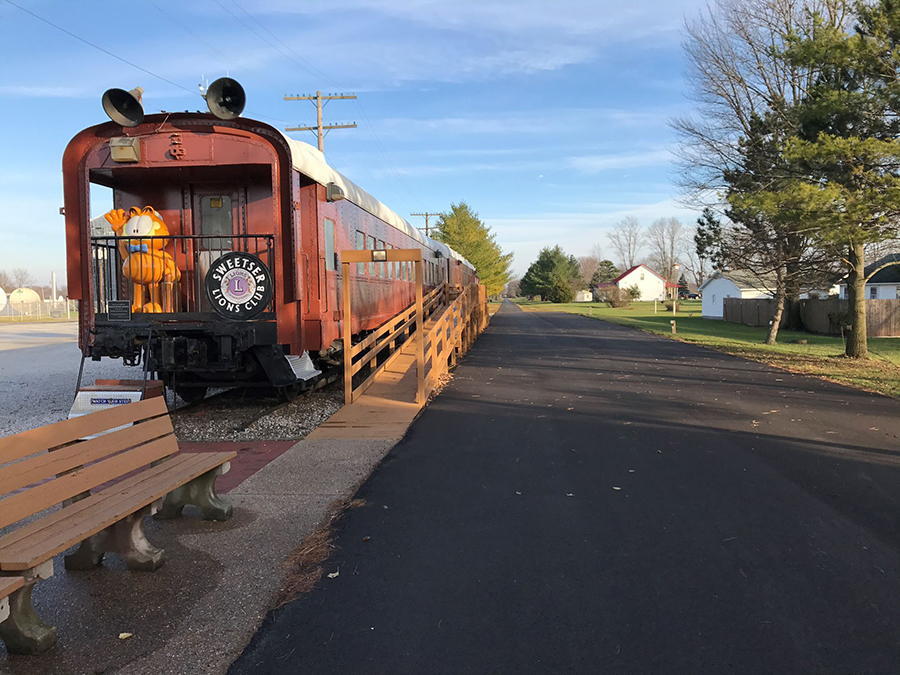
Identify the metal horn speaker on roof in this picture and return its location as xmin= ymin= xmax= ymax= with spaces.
xmin=205 ymin=77 xmax=246 ymax=120
xmin=101 ymin=87 xmax=145 ymax=127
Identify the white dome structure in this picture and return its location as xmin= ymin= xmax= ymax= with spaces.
xmin=9 ymin=287 xmax=41 ymax=315
xmin=0 ymin=286 xmax=6 ymax=313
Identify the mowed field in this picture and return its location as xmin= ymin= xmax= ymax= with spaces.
xmin=511 ymin=299 xmax=900 ymax=398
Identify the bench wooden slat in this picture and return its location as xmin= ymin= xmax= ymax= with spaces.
xmin=0 ymin=397 xmax=168 ymax=465
xmin=0 ymin=435 xmax=178 ymax=531
xmin=0 ymin=454 xmax=212 ymax=566
xmin=0 ymin=416 xmax=174 ymax=495
xmin=0 ymin=454 xmax=191 ymax=556
xmin=0 ymin=452 xmax=235 ymax=571
xmin=0 ymin=576 xmax=23 ymax=599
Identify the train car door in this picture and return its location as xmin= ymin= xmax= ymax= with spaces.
xmin=192 ymin=186 xmax=240 ymax=311
xmin=322 ymin=217 xmax=337 ymax=314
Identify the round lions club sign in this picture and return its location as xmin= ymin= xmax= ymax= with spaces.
xmin=205 ymin=252 xmax=273 ymax=320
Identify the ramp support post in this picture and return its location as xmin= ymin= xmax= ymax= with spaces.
xmin=416 ymin=258 xmax=425 ymax=405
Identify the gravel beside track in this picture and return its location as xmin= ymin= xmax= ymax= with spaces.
xmin=170 ymin=385 xmax=344 ymax=442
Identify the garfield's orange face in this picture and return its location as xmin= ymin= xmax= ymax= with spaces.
xmin=122 ymin=206 xmax=170 ymax=250
xmin=123 ymin=206 xmax=170 ymax=235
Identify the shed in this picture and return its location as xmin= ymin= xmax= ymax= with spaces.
xmin=698 ymin=271 xmax=772 ymax=319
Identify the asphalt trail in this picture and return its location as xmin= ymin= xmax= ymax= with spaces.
xmin=231 ymin=301 xmax=900 ymax=674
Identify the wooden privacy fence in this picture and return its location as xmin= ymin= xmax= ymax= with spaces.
xmin=722 ymin=297 xmax=788 ymax=328
xmin=724 ymin=297 xmax=900 ymax=336
xmin=421 ymin=283 xmax=488 ymax=401
xmin=799 ymin=298 xmax=900 ymax=337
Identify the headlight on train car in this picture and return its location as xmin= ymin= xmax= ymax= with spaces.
xmin=326 ymin=183 xmax=346 ymax=202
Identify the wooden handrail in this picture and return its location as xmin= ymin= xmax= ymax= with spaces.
xmin=351 ymin=311 xmax=418 ymax=375
xmin=339 ymin=247 xmax=488 ymax=406
xmin=420 ymin=282 xmax=485 ymax=397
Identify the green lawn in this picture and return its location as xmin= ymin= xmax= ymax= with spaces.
xmin=512 ymin=299 xmax=900 ymax=398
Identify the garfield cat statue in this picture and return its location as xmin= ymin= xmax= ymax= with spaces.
xmin=104 ymin=206 xmax=181 ymax=313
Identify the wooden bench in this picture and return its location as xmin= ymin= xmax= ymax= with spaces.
xmin=0 ymin=397 xmax=236 ymax=655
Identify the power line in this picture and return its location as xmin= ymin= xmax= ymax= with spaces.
xmin=3 ymin=0 xmax=198 ymax=96
xmin=227 ymin=0 xmax=335 ymax=85
xmin=215 ymin=0 xmax=426 ymax=210
xmin=141 ymin=0 xmax=293 ymax=126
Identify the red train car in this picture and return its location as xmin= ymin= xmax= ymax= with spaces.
xmin=63 ymin=89 xmax=476 ymax=399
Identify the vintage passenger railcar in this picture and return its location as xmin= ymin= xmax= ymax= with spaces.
xmin=63 ymin=90 xmax=476 ymax=399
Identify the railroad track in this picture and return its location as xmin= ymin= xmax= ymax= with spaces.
xmin=169 ymin=376 xmax=343 ymax=442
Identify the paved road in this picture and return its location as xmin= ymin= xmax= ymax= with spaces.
xmin=0 ymin=322 xmax=139 ymax=435
xmin=231 ymin=302 xmax=900 ymax=674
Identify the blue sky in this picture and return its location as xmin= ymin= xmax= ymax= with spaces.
xmin=0 ymin=0 xmax=707 ymax=286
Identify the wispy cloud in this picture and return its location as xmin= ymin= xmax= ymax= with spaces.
xmin=567 ymin=149 xmax=673 ymax=173
xmin=371 ymin=108 xmax=681 ymax=139
xmin=253 ymin=0 xmax=698 ymax=40
xmin=0 ymin=85 xmax=90 ymax=98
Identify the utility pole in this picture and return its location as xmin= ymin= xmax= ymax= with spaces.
xmin=284 ymin=91 xmax=357 ymax=152
xmin=411 ymin=212 xmax=439 ymax=237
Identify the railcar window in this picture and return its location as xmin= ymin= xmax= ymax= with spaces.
xmin=387 ymin=245 xmax=394 ymax=279
xmin=367 ymin=235 xmax=376 ymax=276
xmin=356 ymin=231 xmax=365 ymax=275
xmin=324 ymin=219 xmax=336 ymax=272
xmin=377 ymin=240 xmax=386 ymax=278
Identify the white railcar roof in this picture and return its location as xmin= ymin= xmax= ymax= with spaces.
xmin=282 ymin=135 xmax=472 ymax=269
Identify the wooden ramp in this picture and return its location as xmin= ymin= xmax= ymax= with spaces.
xmin=309 ymin=314 xmax=443 ymax=441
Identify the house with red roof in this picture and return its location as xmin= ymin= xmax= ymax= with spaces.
xmin=598 ymin=264 xmax=669 ymax=301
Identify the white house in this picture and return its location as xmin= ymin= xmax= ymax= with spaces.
xmin=574 ymin=290 xmax=593 ymax=302
xmin=838 ymin=254 xmax=900 ymax=299
xmin=698 ymin=271 xmax=772 ymax=319
xmin=607 ymin=265 xmax=668 ymax=301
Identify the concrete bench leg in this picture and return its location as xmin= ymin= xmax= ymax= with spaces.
xmin=155 ymin=462 xmax=233 ymax=521
xmin=64 ymin=503 xmax=165 ymax=572
xmin=0 ymin=562 xmax=56 ymax=655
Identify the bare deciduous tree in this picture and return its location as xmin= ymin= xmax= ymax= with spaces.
xmin=646 ymin=217 xmax=684 ymax=283
xmin=576 ymin=244 xmax=606 ymax=283
xmin=0 ymin=270 xmax=12 ymax=291
xmin=608 ymin=217 xmax=644 ymax=270
xmin=11 ymin=268 xmax=34 ymax=289
xmin=671 ymin=0 xmax=850 ymax=203
xmin=681 ymin=228 xmax=708 ymax=287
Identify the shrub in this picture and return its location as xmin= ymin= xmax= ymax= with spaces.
xmin=546 ymin=277 xmax=575 ymax=303
xmin=664 ymin=300 xmax=680 ymax=311
xmin=602 ymin=286 xmax=632 ymax=308
xmin=625 ymin=285 xmax=642 ymax=300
